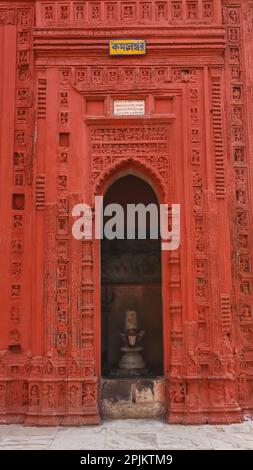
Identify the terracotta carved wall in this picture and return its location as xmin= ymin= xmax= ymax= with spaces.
xmin=0 ymin=0 xmax=253 ymax=425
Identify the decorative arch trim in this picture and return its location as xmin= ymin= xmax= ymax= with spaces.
xmin=93 ymin=157 xmax=167 ymax=203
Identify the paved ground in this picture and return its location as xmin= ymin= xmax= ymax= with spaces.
xmin=0 ymin=419 xmax=253 ymax=450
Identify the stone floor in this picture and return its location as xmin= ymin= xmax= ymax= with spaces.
xmin=0 ymin=419 xmax=253 ymax=450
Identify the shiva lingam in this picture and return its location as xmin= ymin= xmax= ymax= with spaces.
xmin=118 ymin=310 xmax=147 ymax=376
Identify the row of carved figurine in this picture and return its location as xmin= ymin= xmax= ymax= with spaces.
xmin=60 ymin=67 xmax=199 ymax=86
xmin=40 ymin=1 xmax=217 ymax=24
xmin=8 ymin=8 xmax=34 ymax=353
xmin=226 ymin=5 xmax=252 ymax=307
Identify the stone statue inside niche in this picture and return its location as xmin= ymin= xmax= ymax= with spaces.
xmin=117 ymin=310 xmax=147 ymax=376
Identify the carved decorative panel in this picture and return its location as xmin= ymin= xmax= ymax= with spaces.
xmin=89 ymin=125 xmax=170 ymax=183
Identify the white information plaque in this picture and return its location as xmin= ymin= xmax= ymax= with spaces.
xmin=113 ymin=100 xmax=145 ymax=116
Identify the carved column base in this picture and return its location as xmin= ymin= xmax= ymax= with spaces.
xmin=167 ymin=377 xmax=245 ymax=424
xmin=167 ymin=409 xmax=243 ymax=425
xmin=0 ymin=413 xmax=26 ymax=425
xmin=0 ymin=411 xmax=100 ymax=426
xmin=24 ymin=414 xmax=65 ymax=426
xmin=61 ymin=413 xmax=100 ymax=426
xmin=24 ymin=413 xmax=100 ymax=427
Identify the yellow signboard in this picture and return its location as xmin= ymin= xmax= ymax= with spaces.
xmin=109 ymin=39 xmax=146 ymax=56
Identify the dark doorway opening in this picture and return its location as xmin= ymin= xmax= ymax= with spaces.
xmin=101 ymin=175 xmax=163 ymax=378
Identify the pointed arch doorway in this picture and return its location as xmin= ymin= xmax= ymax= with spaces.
xmin=100 ymin=174 xmax=166 ymax=418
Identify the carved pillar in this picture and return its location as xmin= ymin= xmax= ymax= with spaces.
xmin=228 ymin=0 xmax=253 ymax=417
xmin=0 ymin=5 xmax=35 ymax=423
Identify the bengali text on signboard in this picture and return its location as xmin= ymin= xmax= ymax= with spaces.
xmin=109 ymin=39 xmax=146 ymax=56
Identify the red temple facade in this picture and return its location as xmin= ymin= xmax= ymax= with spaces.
xmin=1 ymin=0 xmax=253 ymax=425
